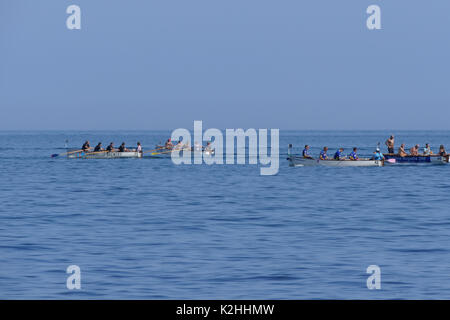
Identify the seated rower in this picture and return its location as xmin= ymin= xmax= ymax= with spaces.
xmin=319 ymin=147 xmax=328 ymax=160
xmin=94 ymin=142 xmax=103 ymax=152
xmin=333 ymin=148 xmax=345 ymax=160
xmin=81 ymin=140 xmax=91 ymax=152
xmin=106 ymin=142 xmax=115 ymax=152
xmin=165 ymin=138 xmax=173 ymax=149
xmin=174 ymin=140 xmax=184 ymax=150
xmin=372 ymin=148 xmax=384 ymax=161
xmin=118 ymin=142 xmax=129 ymax=152
xmin=410 ymin=145 xmax=419 ymax=156
xmin=136 ymin=142 xmax=142 ymax=153
xmin=423 ymin=143 xmax=433 ymax=155
xmin=194 ymin=141 xmax=202 ymax=152
xmin=398 ymin=143 xmax=408 ymax=157
xmin=439 ymin=145 xmax=447 ymax=156
xmin=204 ymin=142 xmax=213 ymax=152
xmin=348 ymin=147 xmax=359 ymax=160
xmin=303 ymin=145 xmax=313 ymax=159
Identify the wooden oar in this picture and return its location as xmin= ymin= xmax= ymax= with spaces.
xmin=150 ymin=148 xmax=190 ymax=156
xmin=143 ymin=146 xmax=166 ymax=154
xmin=51 ymin=149 xmax=90 ymax=158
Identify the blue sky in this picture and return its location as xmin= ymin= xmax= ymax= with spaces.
xmin=1 ymin=0 xmax=449 ymax=130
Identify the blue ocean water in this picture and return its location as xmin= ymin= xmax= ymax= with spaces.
xmin=1 ymin=130 xmax=450 ymax=299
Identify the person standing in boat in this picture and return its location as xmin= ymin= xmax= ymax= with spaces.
xmin=118 ymin=142 xmax=129 ymax=152
xmin=398 ymin=143 xmax=408 ymax=157
xmin=94 ymin=142 xmax=103 ymax=152
xmin=333 ymin=148 xmax=345 ymax=160
xmin=423 ymin=143 xmax=433 ymax=155
xmin=439 ymin=145 xmax=447 ymax=156
xmin=81 ymin=141 xmax=91 ymax=152
xmin=319 ymin=147 xmax=328 ymax=160
xmin=385 ymin=135 xmax=395 ymax=154
xmin=136 ymin=142 xmax=142 ymax=153
xmin=348 ymin=147 xmax=359 ymax=160
xmin=106 ymin=142 xmax=115 ymax=152
xmin=303 ymin=145 xmax=313 ymax=159
xmin=410 ymin=145 xmax=419 ymax=156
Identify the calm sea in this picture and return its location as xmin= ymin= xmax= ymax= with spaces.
xmin=1 ymin=130 xmax=450 ymax=299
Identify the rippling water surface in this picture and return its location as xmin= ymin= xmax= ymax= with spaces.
xmin=1 ymin=130 xmax=450 ymax=299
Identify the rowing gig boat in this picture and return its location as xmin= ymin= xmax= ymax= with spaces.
xmin=67 ymin=151 xmax=143 ymax=159
xmin=288 ymin=155 xmax=384 ymax=167
xmin=384 ymin=154 xmax=450 ymax=164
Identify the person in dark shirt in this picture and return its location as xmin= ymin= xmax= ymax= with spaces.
xmin=94 ymin=142 xmax=103 ymax=152
xmin=348 ymin=147 xmax=359 ymax=160
xmin=81 ymin=141 xmax=91 ymax=151
xmin=118 ymin=142 xmax=129 ymax=152
xmin=334 ymin=148 xmax=345 ymax=160
xmin=319 ymin=147 xmax=328 ymax=160
xmin=302 ymin=145 xmax=313 ymax=159
xmin=106 ymin=142 xmax=115 ymax=152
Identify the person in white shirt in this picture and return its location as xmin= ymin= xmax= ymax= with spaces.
xmin=423 ymin=143 xmax=432 ymax=155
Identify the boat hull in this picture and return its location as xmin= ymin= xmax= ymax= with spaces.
xmin=288 ymin=156 xmax=383 ymax=167
xmin=384 ymin=154 xmax=449 ymax=164
xmin=68 ymin=151 xmax=142 ymax=159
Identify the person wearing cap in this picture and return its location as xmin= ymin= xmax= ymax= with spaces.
xmin=333 ymin=148 xmax=345 ymax=160
xmin=165 ymin=138 xmax=173 ymax=149
xmin=385 ymin=135 xmax=395 ymax=154
xmin=373 ymin=147 xmax=384 ymax=161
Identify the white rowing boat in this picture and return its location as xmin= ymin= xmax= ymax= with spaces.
xmin=67 ymin=151 xmax=143 ymax=159
xmin=288 ymin=155 xmax=384 ymax=167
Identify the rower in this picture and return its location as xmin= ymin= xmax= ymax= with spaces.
xmin=81 ymin=140 xmax=91 ymax=152
xmin=302 ymin=145 xmax=313 ymax=159
xmin=410 ymin=144 xmax=419 ymax=156
xmin=348 ymin=147 xmax=359 ymax=160
xmin=165 ymin=138 xmax=173 ymax=149
xmin=398 ymin=143 xmax=407 ymax=157
xmin=205 ymin=142 xmax=213 ymax=152
xmin=333 ymin=148 xmax=345 ymax=160
xmin=439 ymin=145 xmax=447 ymax=156
xmin=423 ymin=143 xmax=433 ymax=155
xmin=94 ymin=142 xmax=103 ymax=152
xmin=136 ymin=142 xmax=142 ymax=153
xmin=385 ymin=135 xmax=395 ymax=154
xmin=174 ymin=140 xmax=184 ymax=150
xmin=373 ymin=147 xmax=384 ymax=161
xmin=319 ymin=147 xmax=328 ymax=160
xmin=118 ymin=142 xmax=129 ymax=152
xmin=194 ymin=141 xmax=202 ymax=151
xmin=106 ymin=142 xmax=115 ymax=152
